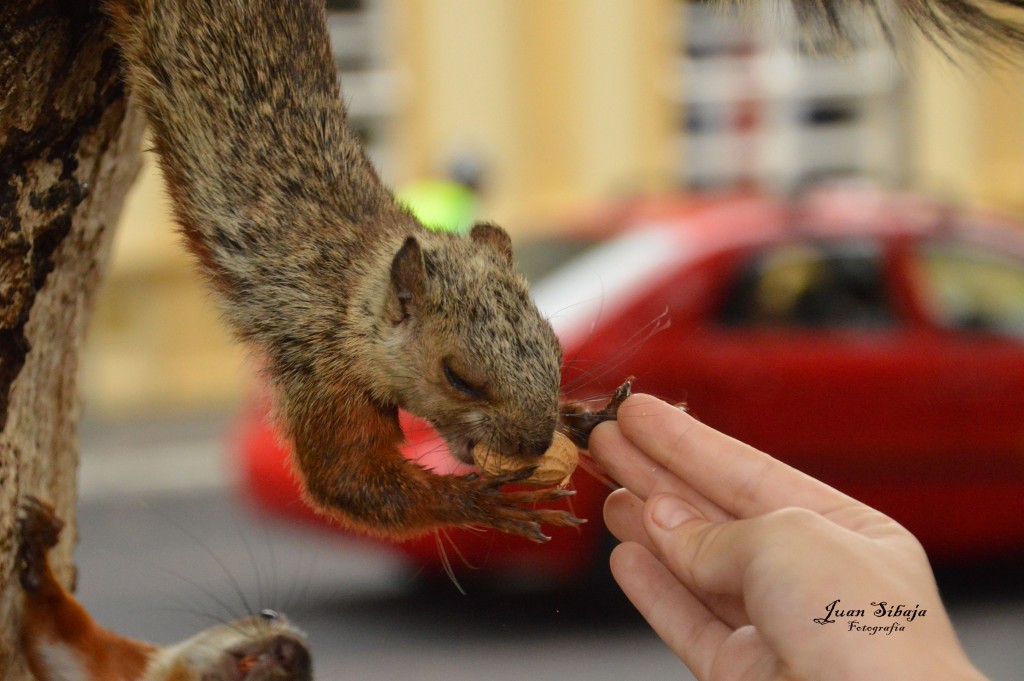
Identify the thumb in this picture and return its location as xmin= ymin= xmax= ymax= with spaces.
xmin=643 ymin=493 xmax=763 ymax=598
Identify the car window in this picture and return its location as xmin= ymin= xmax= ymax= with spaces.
xmin=719 ymin=240 xmax=896 ymax=329
xmin=912 ymin=242 xmax=1024 ymax=338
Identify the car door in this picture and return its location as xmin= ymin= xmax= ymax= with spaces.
xmin=898 ymin=237 xmax=1024 ymax=475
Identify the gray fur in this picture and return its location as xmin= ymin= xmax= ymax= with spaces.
xmin=102 ymin=0 xmax=570 ymax=539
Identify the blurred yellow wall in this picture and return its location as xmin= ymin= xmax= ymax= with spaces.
xmin=974 ymin=63 xmax=1024 ymax=213
xmin=80 ymin=151 xmax=247 ymax=419
xmin=81 ymin=1 xmax=1024 ymax=417
xmin=390 ymin=0 xmax=676 ymax=233
xmin=912 ymin=40 xmax=1024 ymax=214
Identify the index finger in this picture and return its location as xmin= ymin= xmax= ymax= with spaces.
xmin=591 ymin=418 xmax=733 ymax=522
xmin=615 ymin=394 xmax=855 ymax=518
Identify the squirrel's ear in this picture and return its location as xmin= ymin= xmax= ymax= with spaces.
xmin=470 ymin=222 xmax=513 ymax=266
xmin=389 ymin=236 xmax=426 ymax=321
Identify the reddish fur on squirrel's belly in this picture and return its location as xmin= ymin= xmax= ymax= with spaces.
xmin=26 ymin=636 xmax=155 ymax=681
xmin=22 ymin=606 xmax=155 ymax=681
xmin=31 ymin=640 xmax=89 ymax=681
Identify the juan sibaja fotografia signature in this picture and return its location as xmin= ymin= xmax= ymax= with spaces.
xmin=813 ymin=599 xmax=928 ymax=635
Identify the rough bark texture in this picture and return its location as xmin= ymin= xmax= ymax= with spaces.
xmin=0 ymin=1 xmax=144 ymax=675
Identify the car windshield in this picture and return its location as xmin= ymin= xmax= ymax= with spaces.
xmin=912 ymin=241 xmax=1024 ymax=338
xmin=719 ymin=239 xmax=897 ymax=329
xmin=526 ymin=226 xmax=693 ymax=348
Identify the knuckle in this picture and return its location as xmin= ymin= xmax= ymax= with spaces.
xmin=761 ymin=506 xmax=826 ymax=534
xmin=734 ymin=458 xmax=773 ymax=507
xmin=678 ymin=521 xmax=720 ymax=581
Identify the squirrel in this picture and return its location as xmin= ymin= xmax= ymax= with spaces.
xmin=94 ymin=0 xmax=1024 ymax=546
xmin=97 ymin=0 xmax=626 ymax=544
xmin=17 ymin=496 xmax=313 ymax=681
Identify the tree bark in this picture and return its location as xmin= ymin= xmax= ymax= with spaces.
xmin=0 ymin=2 xmax=144 ymax=675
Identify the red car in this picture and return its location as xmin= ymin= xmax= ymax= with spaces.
xmin=237 ymin=182 xmax=1024 ymax=585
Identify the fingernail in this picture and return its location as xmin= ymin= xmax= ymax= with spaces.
xmin=650 ymin=495 xmax=695 ymax=530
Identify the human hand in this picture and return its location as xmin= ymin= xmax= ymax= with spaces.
xmin=590 ymin=394 xmax=986 ymax=681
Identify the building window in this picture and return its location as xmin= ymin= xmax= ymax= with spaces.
xmin=325 ymin=0 xmax=394 ymax=179
xmin=679 ymin=2 xmax=908 ymax=191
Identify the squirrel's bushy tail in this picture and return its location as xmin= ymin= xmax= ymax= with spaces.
xmin=780 ymin=0 xmax=1024 ymax=49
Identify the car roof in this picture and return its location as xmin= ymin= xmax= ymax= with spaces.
xmin=533 ymin=183 xmax=1024 ymax=349
xmin=560 ymin=181 xmax=1024 ymax=250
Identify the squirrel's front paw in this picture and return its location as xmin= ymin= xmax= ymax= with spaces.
xmin=458 ymin=470 xmax=584 ymax=542
xmin=17 ymin=495 xmax=64 ymax=592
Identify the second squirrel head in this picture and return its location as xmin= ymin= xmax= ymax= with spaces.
xmin=149 ymin=610 xmax=311 ymax=681
xmin=376 ymin=223 xmax=562 ymax=464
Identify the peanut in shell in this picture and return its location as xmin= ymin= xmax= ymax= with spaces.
xmin=472 ymin=431 xmax=578 ymax=488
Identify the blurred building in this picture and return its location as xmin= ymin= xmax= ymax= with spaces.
xmin=681 ymin=4 xmax=908 ymax=189
xmin=81 ymin=0 xmax=1024 ymax=418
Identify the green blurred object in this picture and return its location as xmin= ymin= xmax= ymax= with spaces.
xmin=397 ymin=179 xmax=477 ymax=234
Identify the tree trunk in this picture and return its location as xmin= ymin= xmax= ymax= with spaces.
xmin=0 ymin=2 xmax=144 ymax=676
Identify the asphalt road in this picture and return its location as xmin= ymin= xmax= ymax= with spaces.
xmin=72 ymin=415 xmax=1024 ymax=681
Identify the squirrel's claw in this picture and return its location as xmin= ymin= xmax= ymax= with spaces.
xmin=459 ymin=474 xmax=584 ymax=543
xmin=558 ymin=376 xmax=635 ymax=449
xmin=17 ymin=495 xmax=63 ymax=593
xmin=482 ymin=507 xmax=584 ymax=544
xmin=18 ymin=496 xmax=63 ymax=550
xmin=609 ymin=377 xmax=634 ymax=408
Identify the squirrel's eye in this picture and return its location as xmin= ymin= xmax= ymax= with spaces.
xmin=444 ymin=361 xmax=483 ymax=399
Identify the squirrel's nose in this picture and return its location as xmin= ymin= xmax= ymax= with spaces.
xmin=271 ymin=635 xmax=312 ymax=681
